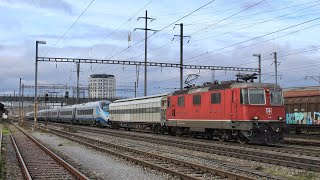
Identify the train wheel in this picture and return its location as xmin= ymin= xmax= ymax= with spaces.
xmin=218 ymin=135 xmax=226 ymax=142
xmin=218 ymin=130 xmax=227 ymax=142
xmin=237 ymin=134 xmax=249 ymax=144
xmin=175 ymin=127 xmax=183 ymax=136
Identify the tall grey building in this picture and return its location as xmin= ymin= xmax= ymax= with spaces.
xmin=89 ymin=74 xmax=116 ymax=98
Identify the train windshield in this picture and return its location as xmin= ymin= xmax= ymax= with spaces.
xmin=241 ymin=89 xmax=265 ymax=105
xmin=101 ymin=102 xmax=109 ymax=112
xmin=270 ymin=90 xmax=283 ymax=105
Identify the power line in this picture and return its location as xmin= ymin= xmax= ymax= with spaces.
xmin=104 ymin=0 xmax=216 ymax=60
xmin=125 ymin=1 xmax=319 ymax=66
xmin=185 ymin=17 xmax=320 ymax=62
xmin=45 ymin=0 xmax=95 ymax=56
xmin=189 ymin=0 xmax=266 ymax=36
xmin=67 ymin=1 xmax=153 ymax=84
xmin=191 ymin=1 xmax=320 ymax=43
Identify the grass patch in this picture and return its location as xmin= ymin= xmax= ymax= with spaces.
xmin=0 ymin=151 xmax=4 ymax=180
xmin=265 ymin=168 xmax=318 ymax=180
xmin=2 ymin=126 xmax=10 ymax=135
xmin=292 ymin=171 xmax=318 ymax=180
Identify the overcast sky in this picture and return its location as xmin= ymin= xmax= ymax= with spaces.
xmin=0 ymin=0 xmax=319 ymax=97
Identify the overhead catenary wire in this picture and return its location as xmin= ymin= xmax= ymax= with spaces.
xmin=45 ymin=0 xmax=96 ymax=56
xmin=104 ymin=0 xmax=216 ymax=60
xmin=189 ymin=0 xmax=266 ymax=36
xmin=185 ymin=17 xmax=320 ymax=62
xmin=124 ymin=0 xmax=319 ymax=65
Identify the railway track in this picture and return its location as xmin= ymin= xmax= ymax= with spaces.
xmin=41 ymin=122 xmax=320 ymax=172
xmin=33 ymin=124 xmax=271 ymax=180
xmin=283 ymin=138 xmax=320 ymax=146
xmin=9 ymin=124 xmax=88 ymax=180
xmin=285 ymin=134 xmax=320 ymax=140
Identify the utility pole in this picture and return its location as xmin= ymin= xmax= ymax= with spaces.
xmin=135 ymin=10 xmax=158 ymax=96
xmin=253 ymin=54 xmax=261 ymax=83
xmin=173 ymin=23 xmax=191 ymax=90
xmin=34 ymin=40 xmax=46 ymax=129
xmin=274 ymin=52 xmax=278 ymax=84
xmin=19 ymin=78 xmax=21 ymax=124
xmin=76 ymin=62 xmax=80 ymax=104
xmin=21 ymin=84 xmax=24 ymax=126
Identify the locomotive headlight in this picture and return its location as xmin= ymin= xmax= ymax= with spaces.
xmin=278 ymin=116 xmax=283 ymax=120
xmin=253 ymin=116 xmax=259 ymax=120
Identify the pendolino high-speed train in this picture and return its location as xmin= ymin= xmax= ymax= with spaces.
xmin=27 ymin=100 xmax=111 ymax=126
xmin=109 ymin=79 xmax=286 ymax=144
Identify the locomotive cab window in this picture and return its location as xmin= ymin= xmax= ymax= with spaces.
xmin=101 ymin=102 xmax=109 ymax=112
xmin=178 ymin=96 xmax=185 ymax=107
xmin=211 ymin=92 xmax=221 ymax=104
xmin=193 ymin=94 xmax=201 ymax=105
xmin=248 ymin=89 xmax=265 ymax=105
xmin=270 ymin=90 xmax=283 ymax=105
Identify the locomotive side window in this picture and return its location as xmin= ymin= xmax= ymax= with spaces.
xmin=178 ymin=96 xmax=185 ymax=107
xmin=211 ymin=92 xmax=221 ymax=104
xmin=248 ymin=89 xmax=265 ymax=105
xmin=270 ymin=90 xmax=283 ymax=105
xmin=240 ymin=89 xmax=249 ymax=104
xmin=193 ymin=94 xmax=201 ymax=105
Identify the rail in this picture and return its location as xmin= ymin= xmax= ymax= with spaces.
xmin=11 ymin=124 xmax=89 ymax=180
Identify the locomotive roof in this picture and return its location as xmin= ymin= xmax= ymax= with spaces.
xmin=172 ymin=82 xmax=281 ymax=95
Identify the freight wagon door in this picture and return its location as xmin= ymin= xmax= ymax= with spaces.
xmin=231 ymin=90 xmax=238 ymax=120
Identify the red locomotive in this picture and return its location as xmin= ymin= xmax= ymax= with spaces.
xmin=165 ymin=76 xmax=285 ymax=144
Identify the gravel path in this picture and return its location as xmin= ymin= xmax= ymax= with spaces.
xmin=31 ymin=131 xmax=172 ymax=180
xmin=1 ymin=127 xmax=24 ymax=180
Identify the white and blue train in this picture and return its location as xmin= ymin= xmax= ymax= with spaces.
xmin=27 ymin=100 xmax=111 ymax=126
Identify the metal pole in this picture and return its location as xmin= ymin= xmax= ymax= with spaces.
xmin=34 ymin=40 xmax=46 ymax=129
xmin=253 ymin=54 xmax=261 ymax=83
xmin=258 ymin=55 xmax=261 ymax=83
xmin=274 ymin=52 xmax=277 ymax=84
xmin=144 ymin=10 xmax=148 ymax=96
xmin=22 ymin=84 xmax=24 ymax=125
xmin=180 ymin=23 xmax=183 ymax=90
xmin=19 ymin=78 xmax=21 ymax=124
xmin=34 ymin=42 xmax=38 ymax=128
xmin=76 ymin=62 xmax=80 ymax=104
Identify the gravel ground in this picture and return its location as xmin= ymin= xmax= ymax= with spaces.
xmin=1 ymin=127 xmax=24 ymax=180
xmin=31 ymin=131 xmax=172 ymax=180
xmin=76 ymin=129 xmax=320 ymax=180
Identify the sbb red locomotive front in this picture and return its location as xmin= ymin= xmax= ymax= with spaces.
xmin=165 ymin=81 xmax=286 ymax=144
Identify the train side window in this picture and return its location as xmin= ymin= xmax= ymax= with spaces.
xmin=167 ymin=98 xmax=171 ymax=107
xmin=211 ymin=92 xmax=221 ymax=104
xmin=193 ymin=94 xmax=201 ymax=105
xmin=178 ymin=96 xmax=185 ymax=107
